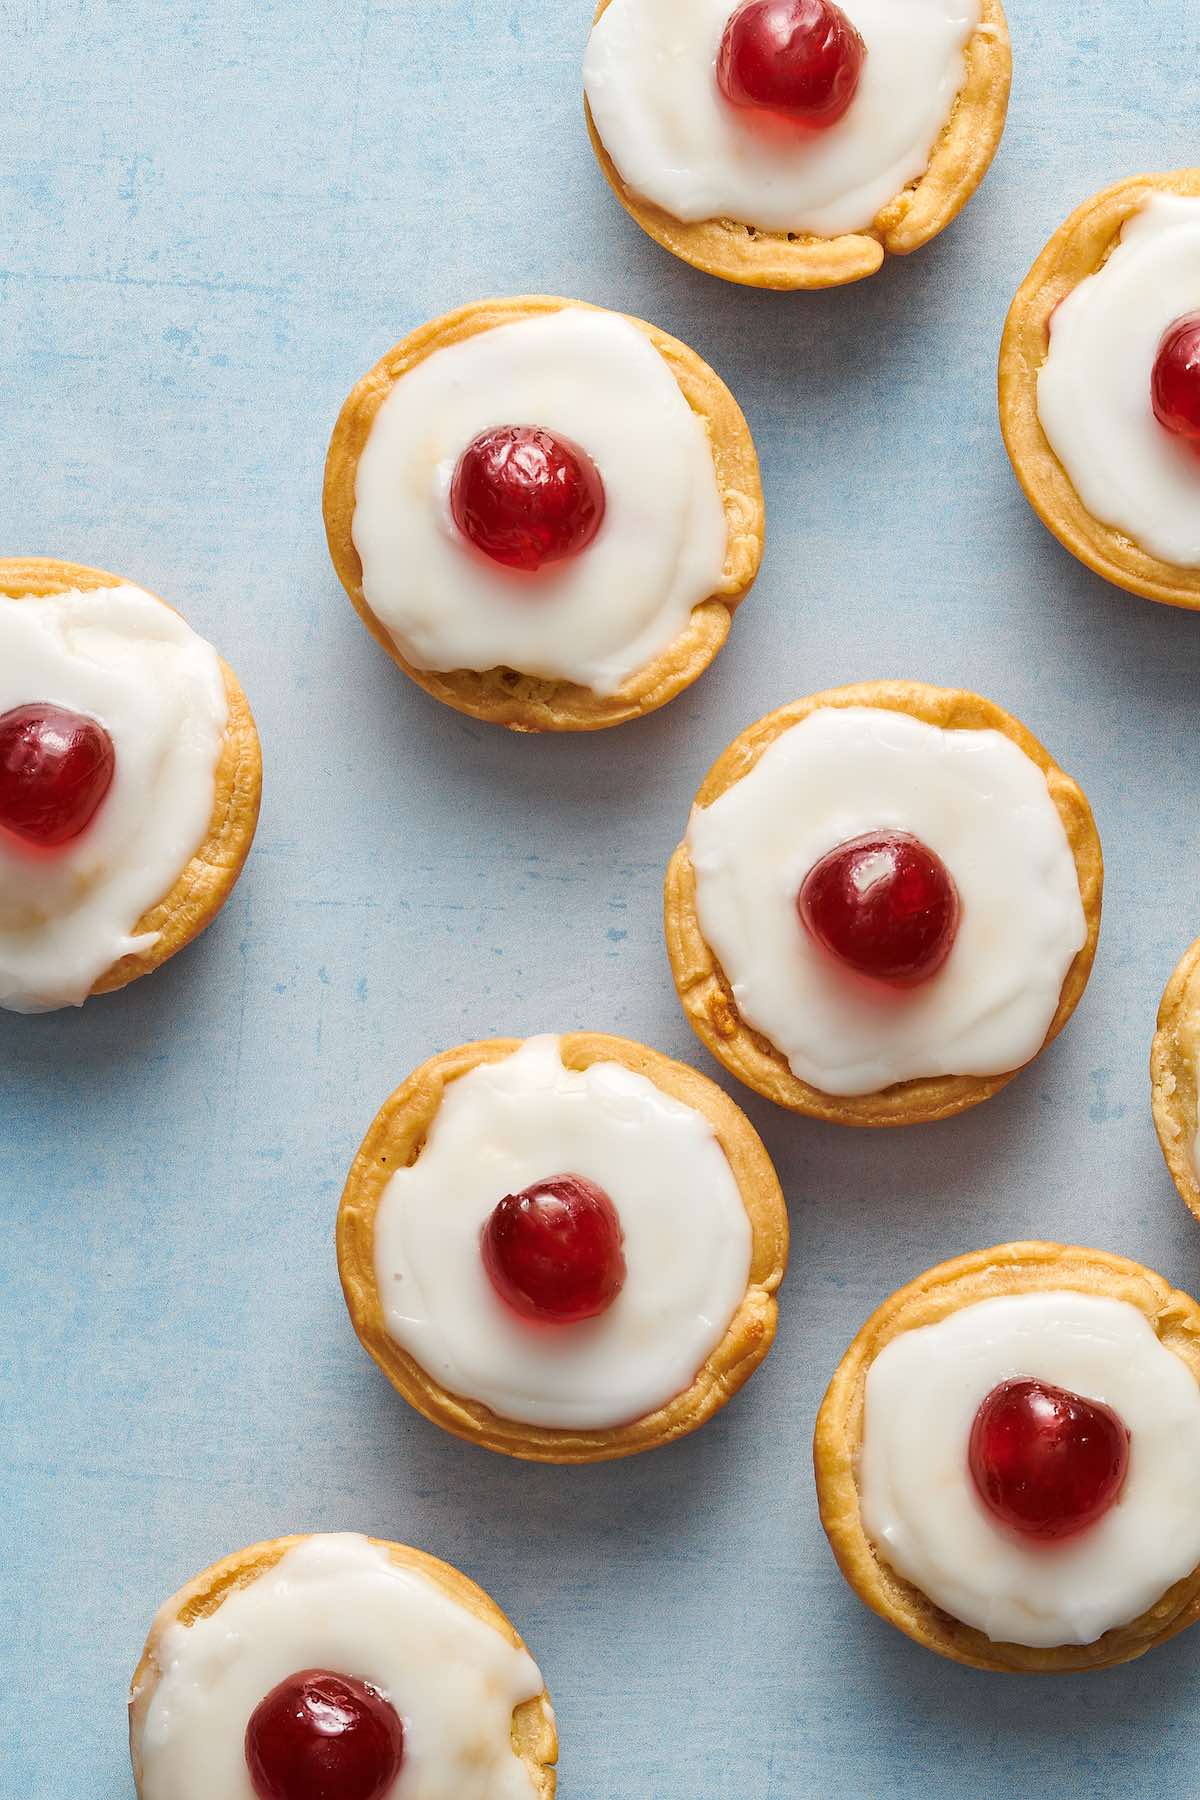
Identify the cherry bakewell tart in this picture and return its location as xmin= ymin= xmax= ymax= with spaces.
xmin=323 ymin=296 xmax=763 ymax=730
xmin=814 ymin=1243 xmax=1200 ymax=1672
xmin=1151 ymin=935 xmax=1200 ymax=1224
xmin=665 ymin=680 xmax=1102 ymax=1126
xmin=0 ymin=557 xmax=261 ymax=1012
xmin=1000 ymin=169 xmax=1200 ymax=608
xmin=337 ymin=1033 xmax=788 ymax=1461
xmin=129 ymin=1533 xmax=556 ymax=1799
xmin=583 ymin=0 xmax=1011 ymax=290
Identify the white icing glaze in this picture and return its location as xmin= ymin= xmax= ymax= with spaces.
xmin=372 ymin=1036 xmax=753 ymax=1429
xmin=0 ymin=586 xmax=228 ymax=1014
xmin=687 ymin=706 xmax=1087 ymax=1096
xmin=352 ymin=308 xmax=727 ymax=695
xmin=1038 ymin=194 xmax=1200 ymax=568
xmin=135 ymin=1534 xmax=546 ymax=1800
xmin=583 ymin=0 xmax=981 ymax=236
xmin=859 ymin=1292 xmax=1200 ymax=1647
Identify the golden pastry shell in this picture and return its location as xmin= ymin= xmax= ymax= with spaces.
xmin=323 ymin=295 xmax=764 ymax=731
xmin=1151 ymin=935 xmax=1200 ymax=1222
xmin=999 ymin=169 xmax=1200 ymax=609
xmin=128 ymin=1534 xmax=557 ymax=1798
xmin=664 ymin=679 xmax=1103 ymax=1126
xmin=0 ymin=558 xmax=261 ymax=1000
xmin=814 ymin=1240 xmax=1200 ymax=1672
xmin=337 ymin=1032 xmax=789 ymax=1462
xmin=584 ymin=0 xmax=1011 ymax=290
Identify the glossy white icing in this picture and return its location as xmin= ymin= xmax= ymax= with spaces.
xmin=372 ymin=1036 xmax=753 ymax=1429
xmin=687 ymin=705 xmax=1087 ymax=1096
xmin=352 ymin=308 xmax=727 ymax=695
xmin=859 ymin=1291 xmax=1200 ymax=1647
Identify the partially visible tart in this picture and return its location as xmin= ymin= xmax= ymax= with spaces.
xmin=129 ymin=1533 xmax=556 ymax=1799
xmin=337 ymin=1033 xmax=788 ymax=1461
xmin=815 ymin=1243 xmax=1200 ymax=1672
xmin=583 ymin=0 xmax=1011 ymax=290
xmin=1151 ymin=936 xmax=1200 ymax=1222
xmin=323 ymin=296 xmax=763 ymax=730
xmin=0 ymin=558 xmax=261 ymax=1012
xmin=1000 ymin=170 xmax=1200 ymax=608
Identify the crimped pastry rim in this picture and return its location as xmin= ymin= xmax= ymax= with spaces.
xmin=322 ymin=295 xmax=764 ymax=731
xmin=1151 ymin=935 xmax=1200 ymax=1223
xmin=813 ymin=1241 xmax=1200 ymax=1672
xmin=128 ymin=1533 xmax=557 ymax=1798
xmin=584 ymin=0 xmax=1012 ymax=291
xmin=0 ymin=557 xmax=262 ymax=1002
xmin=664 ymin=679 xmax=1103 ymax=1126
xmin=337 ymin=1032 xmax=789 ymax=1463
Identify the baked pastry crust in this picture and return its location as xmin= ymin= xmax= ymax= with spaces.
xmin=128 ymin=1534 xmax=557 ymax=1798
xmin=999 ymin=169 xmax=1200 ymax=609
xmin=324 ymin=296 xmax=763 ymax=731
xmin=814 ymin=1241 xmax=1200 ymax=1672
xmin=1151 ymin=936 xmax=1200 ymax=1222
xmin=337 ymin=1032 xmax=788 ymax=1462
xmin=665 ymin=680 xmax=1102 ymax=1126
xmin=584 ymin=0 xmax=1011 ymax=290
xmin=0 ymin=558 xmax=261 ymax=999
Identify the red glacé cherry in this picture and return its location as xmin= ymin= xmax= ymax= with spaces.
xmin=716 ymin=0 xmax=866 ymax=130
xmin=1151 ymin=313 xmax=1200 ymax=445
xmin=245 ymin=1669 xmax=404 ymax=1800
xmin=969 ymin=1378 xmax=1130 ymax=1542
xmin=0 ymin=703 xmax=116 ymax=849
xmin=482 ymin=1173 xmax=627 ymax=1324
xmin=797 ymin=831 xmax=960 ymax=987
xmin=450 ymin=425 xmax=606 ymax=573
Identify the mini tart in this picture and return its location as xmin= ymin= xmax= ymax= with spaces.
xmin=814 ymin=1241 xmax=1200 ymax=1672
xmin=999 ymin=169 xmax=1200 ymax=608
xmin=665 ymin=680 xmax=1102 ymax=1127
xmin=584 ymin=0 xmax=1011 ymax=291
xmin=337 ymin=1033 xmax=788 ymax=1462
xmin=0 ymin=558 xmax=261 ymax=998
xmin=1151 ymin=936 xmax=1200 ymax=1222
xmin=323 ymin=295 xmax=763 ymax=731
xmin=129 ymin=1534 xmax=557 ymax=1798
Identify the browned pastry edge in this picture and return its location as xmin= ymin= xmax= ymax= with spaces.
xmin=0 ymin=557 xmax=262 ymax=999
xmin=584 ymin=0 xmax=1011 ymax=290
xmin=998 ymin=169 xmax=1200 ymax=608
xmin=813 ymin=1241 xmax=1200 ymax=1671
xmin=664 ymin=680 xmax=1103 ymax=1126
xmin=128 ymin=1534 xmax=557 ymax=1797
xmin=322 ymin=295 xmax=764 ymax=731
xmin=1151 ymin=935 xmax=1200 ymax=1223
xmin=337 ymin=1032 xmax=789 ymax=1462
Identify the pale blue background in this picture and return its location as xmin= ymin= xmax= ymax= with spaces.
xmin=2 ymin=1 xmax=1199 ymax=1794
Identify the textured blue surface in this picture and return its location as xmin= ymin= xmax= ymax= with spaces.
xmin=3 ymin=2 xmax=1200 ymax=1795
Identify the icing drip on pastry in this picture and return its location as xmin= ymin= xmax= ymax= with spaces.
xmin=372 ymin=1036 xmax=752 ymax=1429
xmin=351 ymin=308 xmax=727 ymax=695
xmin=1038 ymin=194 xmax=1200 ymax=568
xmin=584 ymin=0 xmax=981 ymax=236
xmin=0 ymin=586 xmax=228 ymax=1013
xmin=687 ymin=706 xmax=1087 ymax=1097
xmin=859 ymin=1293 xmax=1200 ymax=1647
xmin=134 ymin=1535 xmax=545 ymax=1800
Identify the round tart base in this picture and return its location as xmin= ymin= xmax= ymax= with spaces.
xmin=0 ymin=558 xmax=262 ymax=1000
xmin=323 ymin=295 xmax=764 ymax=731
xmin=337 ymin=1032 xmax=788 ymax=1461
xmin=1151 ymin=936 xmax=1200 ymax=1222
xmin=664 ymin=680 xmax=1103 ymax=1127
xmin=814 ymin=1241 xmax=1200 ymax=1672
xmin=999 ymin=169 xmax=1200 ymax=609
xmin=584 ymin=0 xmax=1011 ymax=291
xmin=128 ymin=1534 xmax=557 ymax=1798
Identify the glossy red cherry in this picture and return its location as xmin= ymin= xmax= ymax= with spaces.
xmin=482 ymin=1173 xmax=627 ymax=1323
xmin=716 ymin=0 xmax=866 ymax=129
xmin=0 ymin=703 xmax=115 ymax=849
xmin=245 ymin=1669 xmax=404 ymax=1800
xmin=969 ymin=1377 xmax=1130 ymax=1542
xmin=1151 ymin=313 xmax=1200 ymax=445
xmin=450 ymin=426 xmax=606 ymax=572
xmin=797 ymin=831 xmax=960 ymax=987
